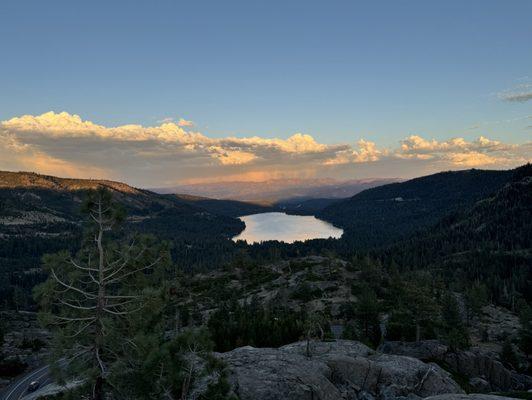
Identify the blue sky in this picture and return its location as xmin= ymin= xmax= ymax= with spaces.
xmin=0 ymin=1 xmax=530 ymax=185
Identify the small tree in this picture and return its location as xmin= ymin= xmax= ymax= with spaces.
xmin=304 ymin=311 xmax=327 ymax=358
xmin=35 ymin=189 xmax=171 ymax=400
xmin=355 ymin=286 xmax=381 ymax=347
xmin=12 ymin=285 xmax=27 ymax=312
xmin=500 ymin=337 xmax=519 ymax=370
xmin=403 ymin=282 xmax=439 ymax=342
xmin=464 ymin=283 xmax=488 ymax=325
xmin=441 ymin=292 xmax=470 ymax=351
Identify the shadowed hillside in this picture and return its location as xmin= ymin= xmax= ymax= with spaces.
xmin=381 ymin=164 xmax=532 ymax=305
xmin=0 ymin=171 xmax=247 ymax=308
xmin=319 ymin=168 xmax=515 ymax=248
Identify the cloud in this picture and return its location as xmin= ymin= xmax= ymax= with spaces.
xmin=0 ymin=128 xmax=109 ymax=178
xmin=443 ymin=152 xmax=501 ymax=167
xmin=398 ymin=135 xmax=512 ymax=156
xmin=208 ymin=147 xmax=257 ymax=165
xmin=177 ymin=118 xmax=194 ymax=127
xmin=324 ymin=140 xmax=382 ymax=165
xmin=498 ymin=83 xmax=532 ymax=103
xmin=157 ymin=117 xmax=195 ymax=126
xmin=395 ymin=135 xmax=527 ymax=168
xmin=0 ymin=111 xmax=530 ymax=186
xmin=500 ymin=92 xmax=532 ymax=102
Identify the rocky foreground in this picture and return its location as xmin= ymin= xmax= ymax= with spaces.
xmin=9 ymin=338 xmax=531 ymax=399
xmin=191 ymin=340 xmax=530 ymax=400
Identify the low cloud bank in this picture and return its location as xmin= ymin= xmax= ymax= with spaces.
xmin=1 ymin=111 xmax=529 ymax=186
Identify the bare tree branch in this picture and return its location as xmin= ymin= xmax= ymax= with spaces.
xmin=51 ymin=269 xmax=97 ymax=299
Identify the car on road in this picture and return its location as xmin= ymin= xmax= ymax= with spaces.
xmin=28 ymin=380 xmax=40 ymax=392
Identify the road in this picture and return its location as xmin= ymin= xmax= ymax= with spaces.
xmin=0 ymin=364 xmax=54 ymax=400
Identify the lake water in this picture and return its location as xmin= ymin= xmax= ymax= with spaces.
xmin=232 ymin=212 xmax=343 ymax=244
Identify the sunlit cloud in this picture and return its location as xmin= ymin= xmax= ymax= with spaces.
xmin=177 ymin=118 xmax=194 ymax=127
xmin=324 ymin=140 xmax=382 ymax=165
xmin=157 ymin=117 xmax=195 ymax=127
xmin=0 ymin=111 xmax=530 ymax=186
xmin=396 ymin=135 xmax=527 ymax=168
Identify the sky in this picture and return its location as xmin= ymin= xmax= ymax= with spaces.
xmin=0 ymin=0 xmax=531 ymax=187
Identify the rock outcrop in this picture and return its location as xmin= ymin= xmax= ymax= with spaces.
xmin=424 ymin=395 xmax=517 ymax=400
xmin=378 ymin=340 xmax=531 ymax=392
xmin=378 ymin=340 xmax=448 ymax=361
xmin=442 ymin=350 xmax=511 ymax=392
xmin=214 ymin=340 xmax=464 ymax=400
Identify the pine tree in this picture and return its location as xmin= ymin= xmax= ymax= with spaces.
xmin=34 ymin=188 xmax=171 ymax=400
xmin=464 ymin=283 xmax=488 ymax=324
xmin=355 ymin=286 xmax=381 ymax=346
xmin=441 ymin=292 xmax=470 ymax=351
xmin=403 ymin=281 xmax=439 ymax=342
xmin=500 ymin=337 xmax=519 ymax=370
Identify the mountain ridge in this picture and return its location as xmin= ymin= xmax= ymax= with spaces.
xmin=154 ymin=177 xmax=400 ymax=202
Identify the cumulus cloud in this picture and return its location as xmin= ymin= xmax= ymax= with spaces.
xmin=396 ymin=135 xmax=527 ymax=167
xmin=324 ymin=140 xmax=382 ymax=165
xmin=0 ymin=111 xmax=530 ymax=186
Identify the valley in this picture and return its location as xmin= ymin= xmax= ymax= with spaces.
xmin=3 ymin=4 xmax=531 ymax=399
xmin=0 ymin=164 xmax=531 ymax=400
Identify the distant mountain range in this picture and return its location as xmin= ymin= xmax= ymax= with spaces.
xmin=153 ymin=178 xmax=400 ymax=203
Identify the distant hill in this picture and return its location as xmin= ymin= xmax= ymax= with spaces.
xmin=319 ymin=168 xmax=515 ymax=248
xmin=154 ymin=178 xmax=399 ymax=203
xmin=172 ymin=194 xmax=275 ymax=218
xmin=275 ymin=197 xmax=343 ymax=215
xmin=0 ymin=170 xmax=242 ymax=237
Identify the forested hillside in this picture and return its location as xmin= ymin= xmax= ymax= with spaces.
xmin=2 ymin=166 xmax=532 ymax=399
xmin=319 ymin=168 xmax=514 ymax=248
xmin=380 ymin=164 xmax=532 ymax=306
xmin=0 ymin=171 xmax=245 ymax=309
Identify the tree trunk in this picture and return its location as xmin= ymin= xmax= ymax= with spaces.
xmin=94 ymin=197 xmax=106 ymax=399
xmin=416 ymin=322 xmax=421 ymax=342
xmin=93 ymin=376 xmax=104 ymax=400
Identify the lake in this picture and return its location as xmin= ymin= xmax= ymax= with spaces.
xmin=232 ymin=212 xmax=343 ymax=244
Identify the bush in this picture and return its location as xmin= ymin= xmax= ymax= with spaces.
xmin=291 ymin=282 xmax=323 ymax=302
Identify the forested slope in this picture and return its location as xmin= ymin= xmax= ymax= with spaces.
xmin=381 ymin=164 xmax=532 ymax=305
xmin=0 ymin=171 xmax=245 ymax=308
xmin=319 ymin=168 xmax=514 ymax=247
